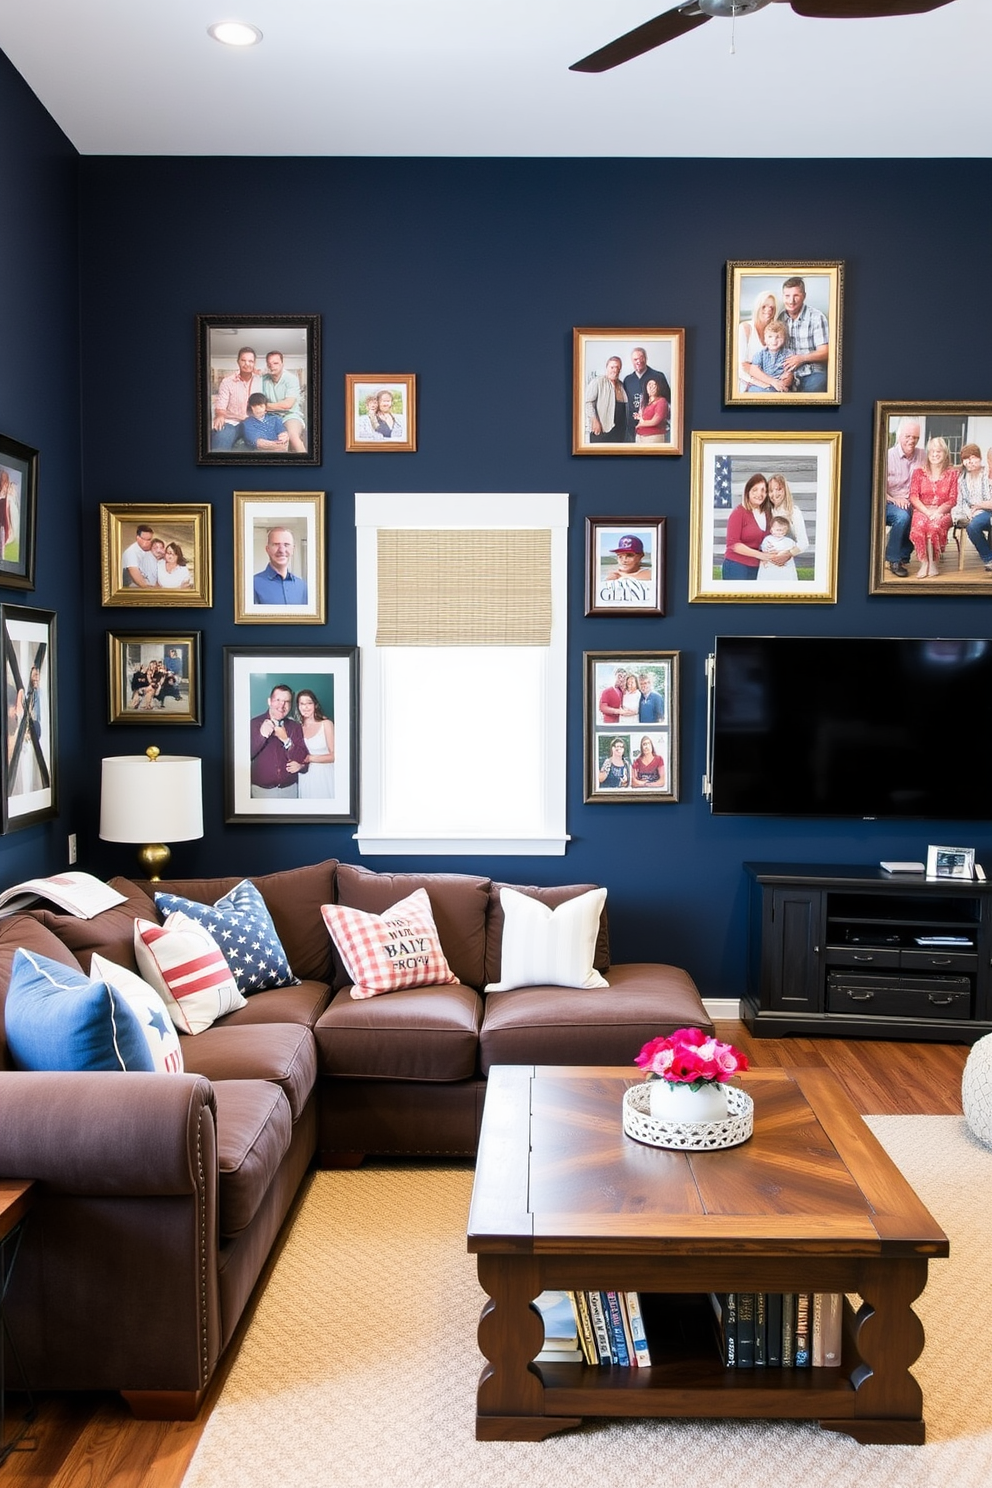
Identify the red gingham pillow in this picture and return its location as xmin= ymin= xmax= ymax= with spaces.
xmin=320 ymin=887 xmax=458 ymax=1000
xmin=134 ymin=913 xmax=247 ymax=1034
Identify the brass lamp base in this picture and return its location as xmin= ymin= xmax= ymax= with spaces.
xmin=137 ymin=842 xmax=171 ymax=881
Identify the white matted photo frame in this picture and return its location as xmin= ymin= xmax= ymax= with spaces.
xmin=584 ymin=651 xmax=678 ymax=804
xmin=224 ymin=645 xmax=358 ymax=824
xmin=3 ymin=603 xmax=57 ymax=833
xmin=585 ymin=517 xmax=666 ymax=616
xmin=107 ymin=630 xmax=202 ymax=725
xmin=196 ymin=315 xmax=320 ymax=466
xmin=689 ymin=431 xmax=841 ymax=604
xmin=101 ymin=504 xmax=213 ymax=607
xmin=573 ymin=329 xmax=684 ymax=455
xmin=233 ymin=491 xmax=326 ymax=624
xmin=0 ymin=432 xmax=38 ymax=593
xmin=869 ymin=400 xmax=992 ymax=595
xmin=725 ymin=260 xmax=844 ymax=407
xmin=345 ymin=375 xmax=417 ymax=452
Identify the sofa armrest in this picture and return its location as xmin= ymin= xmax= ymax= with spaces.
xmin=0 ymin=1071 xmax=216 ymax=1194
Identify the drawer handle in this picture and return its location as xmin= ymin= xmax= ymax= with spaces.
xmin=929 ymin=956 xmax=953 ymax=966
xmin=847 ymin=992 xmax=874 ymax=1002
xmin=928 ymin=995 xmax=958 ymax=1006
xmin=851 ymin=953 xmax=876 ymax=962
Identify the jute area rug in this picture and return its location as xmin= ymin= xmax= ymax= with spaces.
xmin=182 ymin=1116 xmax=992 ymax=1488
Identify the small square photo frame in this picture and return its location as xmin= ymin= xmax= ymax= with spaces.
xmin=573 ymin=329 xmax=684 ymax=455
xmin=345 ymin=375 xmax=417 ymax=452
xmin=3 ymin=603 xmax=57 ymax=833
xmin=584 ymin=651 xmax=678 ymax=803
xmin=725 ymin=261 xmax=843 ymax=406
xmin=197 ymin=315 xmax=320 ymax=466
xmin=585 ymin=518 xmax=666 ymax=616
xmin=234 ymin=491 xmax=326 ymax=625
xmin=926 ymin=844 xmax=976 ymax=880
xmin=101 ymin=504 xmax=212 ymax=607
xmin=0 ymin=432 xmax=38 ymax=593
xmin=107 ymin=631 xmax=202 ymax=725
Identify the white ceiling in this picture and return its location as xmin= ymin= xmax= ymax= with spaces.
xmin=0 ymin=0 xmax=988 ymax=158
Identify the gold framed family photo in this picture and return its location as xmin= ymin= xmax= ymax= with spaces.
xmin=100 ymin=504 xmax=213 ymax=608
xmin=725 ymin=261 xmax=843 ymax=407
xmin=107 ymin=631 xmax=202 ymax=726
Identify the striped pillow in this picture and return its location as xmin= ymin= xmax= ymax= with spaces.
xmin=134 ymin=912 xmax=247 ymax=1034
xmin=320 ymin=887 xmax=458 ymax=1000
xmin=484 ymin=885 xmax=609 ymax=991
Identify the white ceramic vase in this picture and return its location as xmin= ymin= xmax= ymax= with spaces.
xmin=649 ymin=1078 xmax=729 ymax=1125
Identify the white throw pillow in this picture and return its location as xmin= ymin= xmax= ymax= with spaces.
xmin=90 ymin=953 xmax=185 ymax=1073
xmin=134 ymin=912 xmax=247 ymax=1034
xmin=485 ymin=886 xmax=609 ymax=992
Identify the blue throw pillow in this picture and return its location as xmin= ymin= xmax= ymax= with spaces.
xmin=5 ymin=947 xmax=156 ymax=1072
xmin=154 ymin=878 xmax=298 ymax=995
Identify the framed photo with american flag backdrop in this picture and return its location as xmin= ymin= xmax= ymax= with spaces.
xmin=688 ymin=431 xmax=841 ymax=604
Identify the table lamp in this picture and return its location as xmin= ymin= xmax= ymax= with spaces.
xmin=99 ymin=747 xmax=204 ymax=880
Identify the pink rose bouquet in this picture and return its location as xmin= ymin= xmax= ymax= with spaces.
xmin=635 ymin=1027 xmax=749 ymax=1092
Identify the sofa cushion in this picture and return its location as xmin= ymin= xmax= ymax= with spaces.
xmin=212 ymin=1078 xmax=293 ymax=1237
xmin=27 ymin=877 xmax=158 ymax=974
xmin=314 ymin=982 xmax=482 ymax=1082
xmin=145 ymin=860 xmax=338 ymax=983
xmin=134 ymin=915 xmax=247 ymax=1034
xmin=214 ymin=979 xmax=332 ymax=1029
xmin=334 ymin=864 xmax=490 ymax=991
xmin=180 ymin=1023 xmax=316 ymax=1122
xmin=484 ymin=881 xmax=611 ymax=987
xmin=154 ymin=879 xmax=298 ymax=995
xmin=321 ymin=888 xmax=457 ymax=999
xmin=5 ymin=947 xmax=155 ymax=1072
xmin=90 ymin=954 xmax=185 ymax=1073
xmin=479 ymin=961 xmax=712 ymax=1074
xmin=485 ymin=886 xmax=609 ymax=992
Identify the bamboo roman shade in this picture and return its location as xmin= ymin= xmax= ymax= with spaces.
xmin=376 ymin=529 xmax=552 ymax=646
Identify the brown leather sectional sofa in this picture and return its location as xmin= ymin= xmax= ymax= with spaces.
xmin=0 ymin=858 xmax=711 ymax=1417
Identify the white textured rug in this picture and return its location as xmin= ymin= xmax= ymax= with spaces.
xmin=182 ymin=1116 xmax=992 ymax=1488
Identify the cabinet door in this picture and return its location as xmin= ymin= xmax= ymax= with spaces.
xmin=765 ymin=888 xmax=823 ymax=1013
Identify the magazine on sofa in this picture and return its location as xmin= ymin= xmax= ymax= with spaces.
xmin=0 ymin=871 xmax=127 ymax=919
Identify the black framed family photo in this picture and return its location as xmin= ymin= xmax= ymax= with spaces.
xmin=196 ymin=315 xmax=320 ymax=466
xmin=0 ymin=432 xmax=38 ymax=593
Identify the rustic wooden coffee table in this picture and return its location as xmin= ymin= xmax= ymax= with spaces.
xmin=468 ymin=1065 xmax=948 ymax=1444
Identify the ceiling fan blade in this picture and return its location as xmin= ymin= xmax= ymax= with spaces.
xmin=789 ymin=1 xmax=957 ymax=17
xmin=570 ymin=5 xmax=711 ymax=74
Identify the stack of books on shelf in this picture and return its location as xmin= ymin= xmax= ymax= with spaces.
xmin=710 ymin=1292 xmax=843 ymax=1368
xmin=534 ymin=1290 xmax=652 ymax=1366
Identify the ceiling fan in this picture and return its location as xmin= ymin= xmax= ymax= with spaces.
xmin=570 ymin=0 xmax=958 ymax=74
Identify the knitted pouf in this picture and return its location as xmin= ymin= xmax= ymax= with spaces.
xmin=962 ymin=1032 xmax=992 ymax=1148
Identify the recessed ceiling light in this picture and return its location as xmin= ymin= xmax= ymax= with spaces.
xmin=208 ymin=21 xmax=263 ymax=47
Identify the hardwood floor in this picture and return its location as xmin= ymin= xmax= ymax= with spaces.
xmin=3 ymin=1023 xmax=970 ymax=1487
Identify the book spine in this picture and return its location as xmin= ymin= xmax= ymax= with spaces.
xmin=766 ymin=1291 xmax=783 ymax=1367
xmin=781 ymin=1293 xmax=796 ymax=1368
xmin=723 ymin=1291 xmax=738 ymax=1367
xmin=737 ymin=1292 xmax=755 ymax=1368
xmin=624 ymin=1292 xmax=652 ymax=1367
xmin=586 ymin=1291 xmax=613 ymax=1364
xmin=818 ymin=1292 xmax=843 ymax=1367
xmin=754 ymin=1291 xmax=767 ymax=1366
xmin=794 ymin=1292 xmax=811 ymax=1367
xmin=812 ymin=1291 xmax=825 ymax=1367
xmin=572 ymin=1290 xmax=598 ymax=1365
xmin=603 ymin=1291 xmax=631 ymax=1367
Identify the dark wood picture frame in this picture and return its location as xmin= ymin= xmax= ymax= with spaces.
xmin=572 ymin=329 xmax=684 ymax=456
xmin=107 ymin=630 xmax=202 ymax=725
xmin=196 ymin=314 xmax=321 ymax=466
xmin=0 ymin=432 xmax=38 ymax=593
xmin=2 ymin=603 xmax=57 ymax=833
xmin=583 ymin=650 xmax=679 ymax=804
xmin=585 ymin=517 xmax=666 ymax=616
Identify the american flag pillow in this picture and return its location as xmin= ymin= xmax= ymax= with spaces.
xmin=134 ymin=912 xmax=247 ymax=1034
xmin=320 ymin=887 xmax=458 ymax=1000
xmin=154 ymin=879 xmax=298 ymax=995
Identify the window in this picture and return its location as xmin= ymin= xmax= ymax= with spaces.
xmin=355 ymin=492 xmax=569 ymax=855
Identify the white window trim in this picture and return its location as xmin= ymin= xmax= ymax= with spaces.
xmin=355 ymin=492 xmax=570 ymax=856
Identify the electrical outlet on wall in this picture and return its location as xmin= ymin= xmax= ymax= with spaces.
xmin=68 ymin=833 xmax=77 ymax=865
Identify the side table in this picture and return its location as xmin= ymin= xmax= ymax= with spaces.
xmin=0 ymin=1180 xmax=36 ymax=1465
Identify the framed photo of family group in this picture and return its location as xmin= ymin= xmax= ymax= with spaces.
xmin=869 ymin=400 xmax=992 ymax=596
xmin=583 ymin=651 xmax=679 ymax=804
xmin=573 ymin=329 xmax=684 ymax=455
xmin=233 ymin=491 xmax=326 ymax=624
xmin=196 ymin=314 xmax=321 ymax=467
xmin=100 ymin=504 xmax=213 ymax=607
xmin=345 ymin=375 xmax=417 ymax=453
xmin=724 ymin=261 xmax=844 ymax=407
xmin=107 ymin=630 xmax=202 ymax=726
xmin=688 ymin=431 xmax=841 ymax=604
xmin=0 ymin=433 xmax=38 ymax=593
xmin=2 ymin=603 xmax=57 ymax=834
xmin=224 ymin=645 xmax=358 ymax=825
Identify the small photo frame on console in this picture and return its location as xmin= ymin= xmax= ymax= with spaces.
xmin=926 ymin=844 xmax=976 ymax=880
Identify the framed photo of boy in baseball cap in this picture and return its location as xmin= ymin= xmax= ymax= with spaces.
xmin=585 ymin=517 xmax=666 ymax=616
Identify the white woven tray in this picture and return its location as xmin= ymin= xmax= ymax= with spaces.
xmin=623 ymin=1081 xmax=754 ymax=1151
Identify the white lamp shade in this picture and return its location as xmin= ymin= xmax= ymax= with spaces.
xmin=99 ymin=755 xmax=204 ymax=844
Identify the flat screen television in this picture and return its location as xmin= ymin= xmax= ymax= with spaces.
xmin=708 ymin=636 xmax=991 ymax=819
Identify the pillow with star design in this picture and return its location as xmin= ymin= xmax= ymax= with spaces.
xmin=90 ymin=954 xmax=185 ymax=1072
xmin=154 ymin=878 xmax=299 ymax=995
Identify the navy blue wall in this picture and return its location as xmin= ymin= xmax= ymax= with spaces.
xmin=0 ymin=51 xmax=83 ymax=887
xmin=74 ymin=155 xmax=991 ymax=999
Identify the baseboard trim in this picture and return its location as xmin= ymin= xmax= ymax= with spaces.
xmin=702 ymin=997 xmax=742 ymax=1021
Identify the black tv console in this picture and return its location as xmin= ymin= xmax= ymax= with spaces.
xmin=743 ymin=862 xmax=992 ymax=1043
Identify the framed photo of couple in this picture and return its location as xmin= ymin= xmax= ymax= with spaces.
xmin=573 ymin=329 xmax=684 ymax=455
xmin=196 ymin=314 xmax=320 ymax=467
xmin=2 ymin=603 xmax=57 ymax=834
xmin=688 ymin=431 xmax=841 ymax=604
xmin=583 ymin=651 xmax=679 ymax=804
xmin=100 ymin=504 xmax=213 ymax=607
xmin=345 ymin=375 xmax=417 ymax=453
xmin=224 ymin=645 xmax=358 ymax=825
xmin=725 ymin=261 xmax=844 ymax=407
